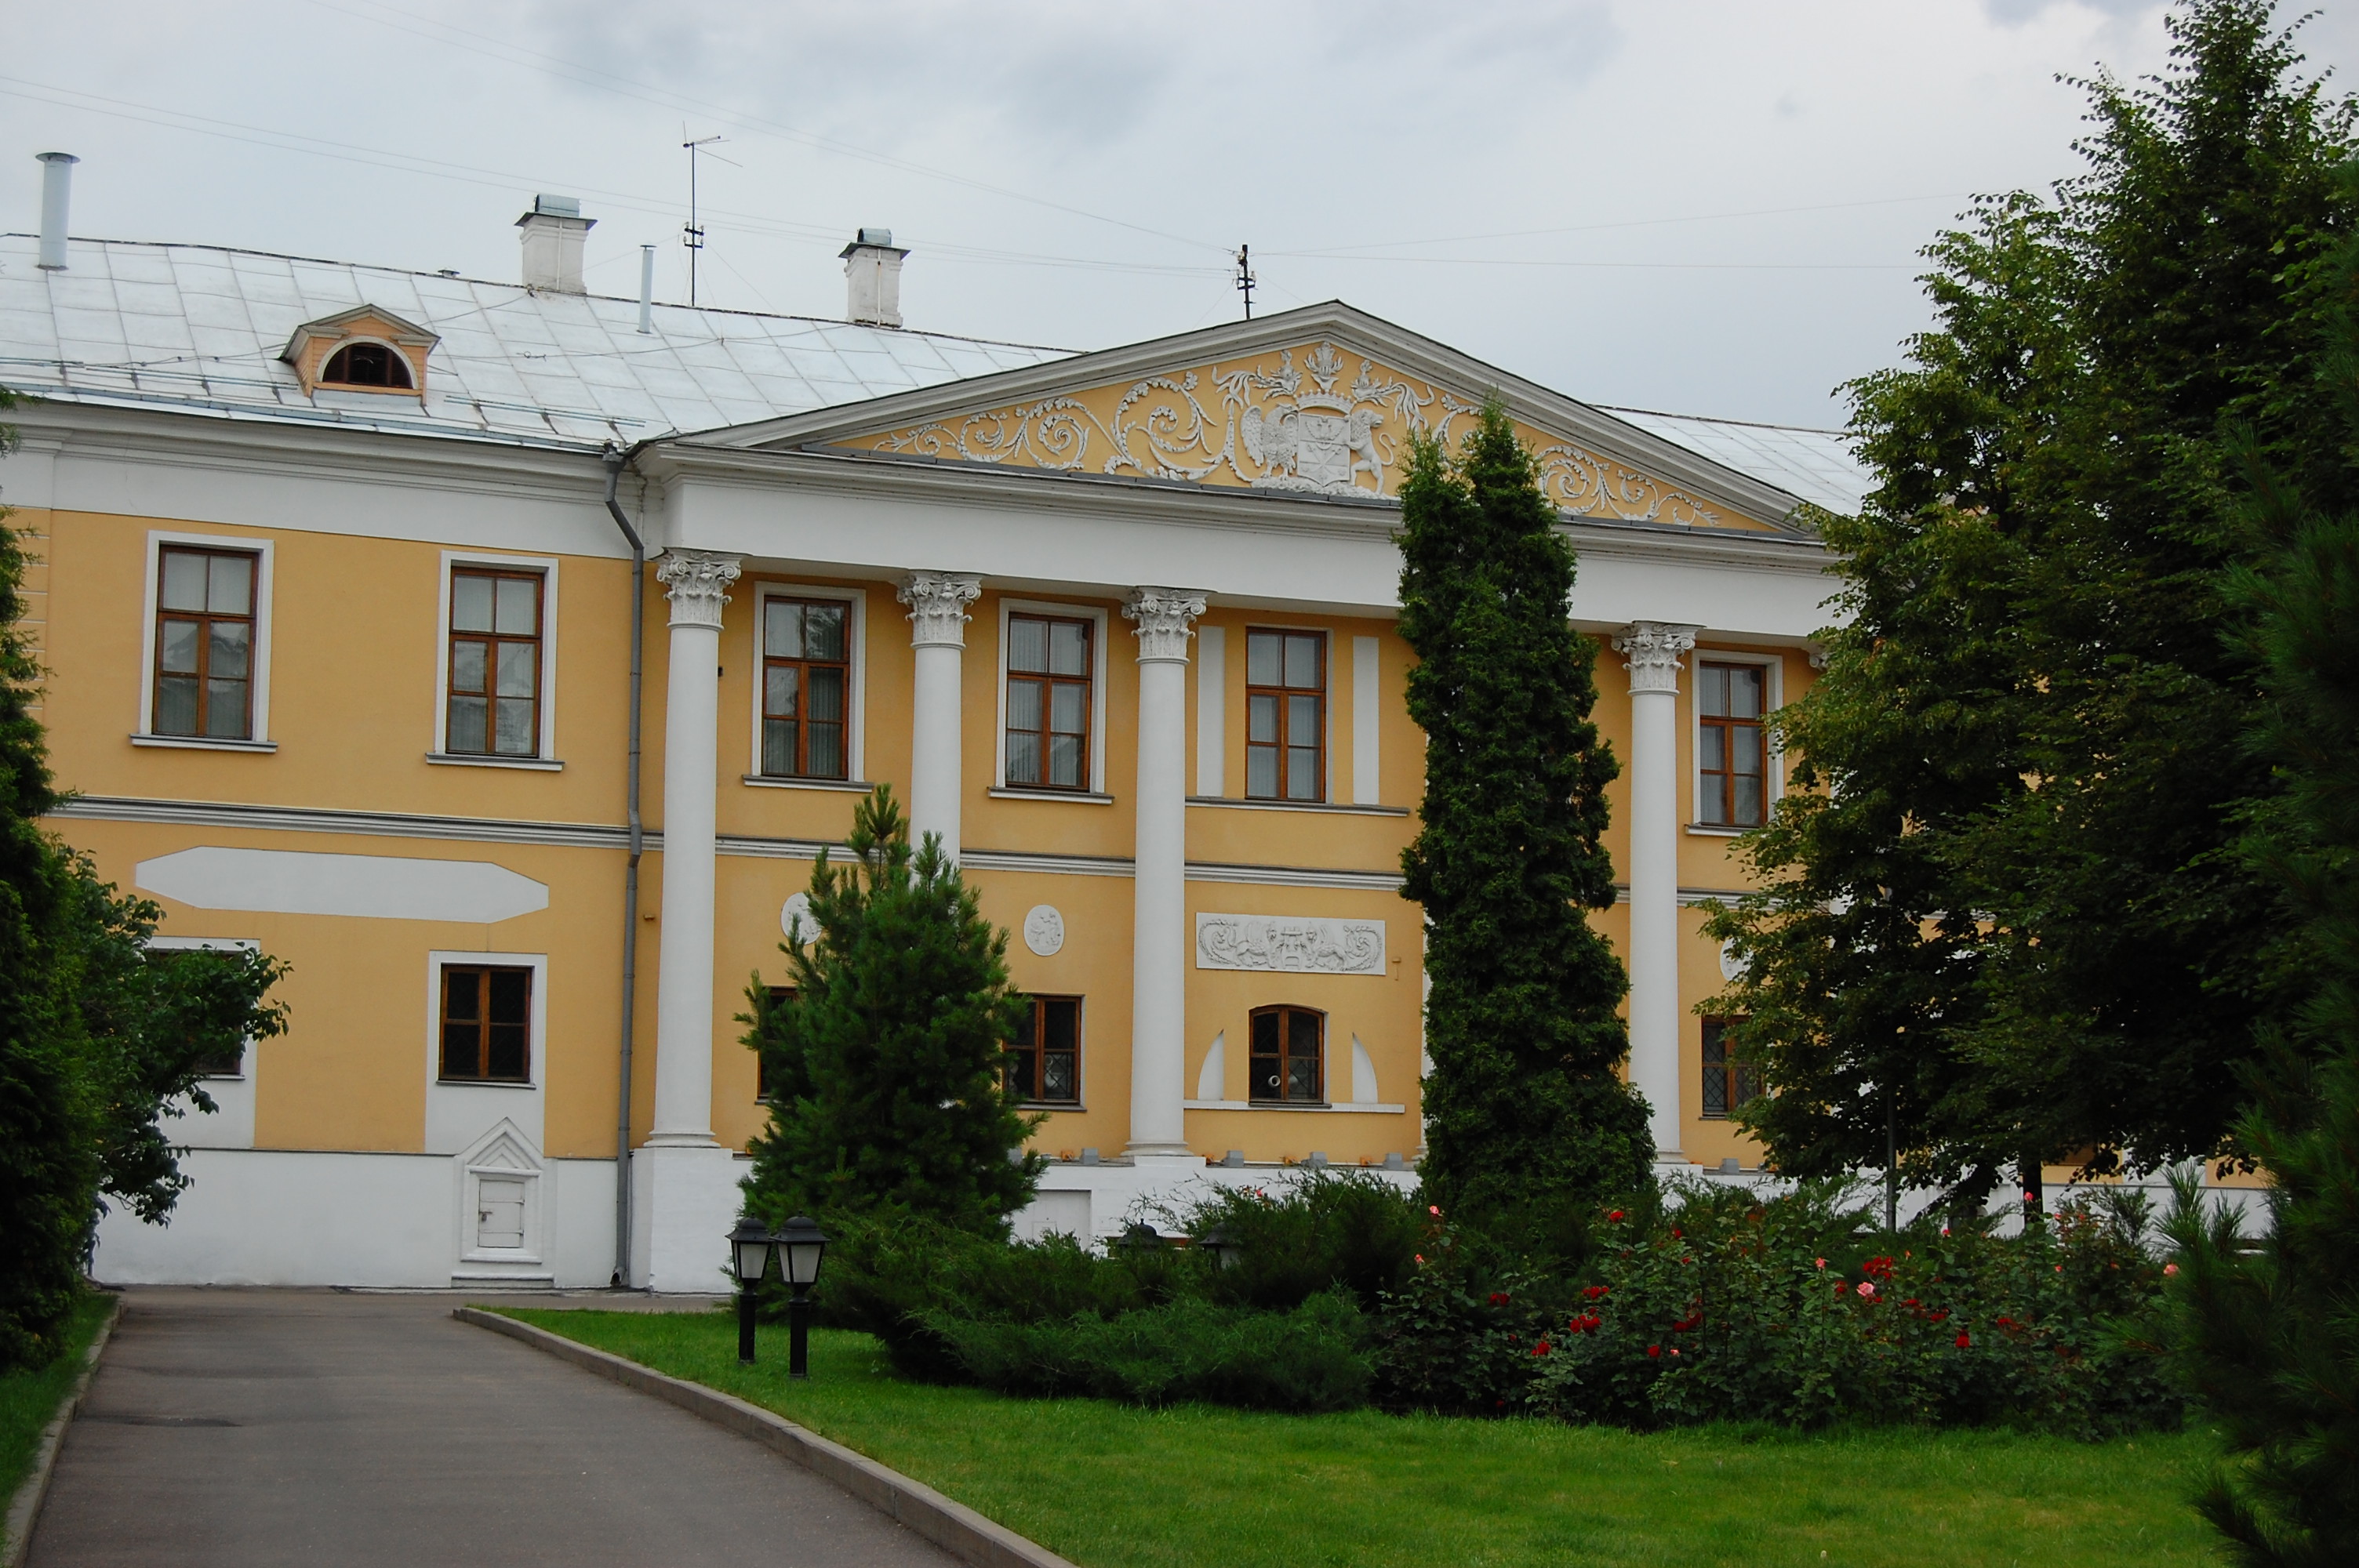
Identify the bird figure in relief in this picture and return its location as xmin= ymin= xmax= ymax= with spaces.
xmin=1241 ymin=405 xmax=1297 ymax=477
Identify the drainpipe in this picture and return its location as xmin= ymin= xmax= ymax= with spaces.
xmin=603 ymin=445 xmax=647 ymax=1287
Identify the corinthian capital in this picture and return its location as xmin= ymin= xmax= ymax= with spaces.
xmin=1612 ymin=621 xmax=1700 ymax=695
xmin=656 ymin=549 xmax=742 ymax=630
xmin=897 ymin=572 xmax=983 ymax=648
xmin=1123 ymin=586 xmax=1207 ymax=663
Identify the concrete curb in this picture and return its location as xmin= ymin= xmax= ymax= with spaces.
xmin=455 ymin=1308 xmax=1078 ymax=1568
xmin=4 ymin=1294 xmax=124 ymax=1568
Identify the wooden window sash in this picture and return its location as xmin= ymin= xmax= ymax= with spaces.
xmin=1244 ymin=629 xmax=1326 ymax=802
xmin=438 ymin=965 xmax=533 ymax=1083
xmin=1003 ymin=614 xmax=1094 ymax=793
xmin=152 ymin=546 xmax=258 ymax=741
xmin=1699 ymin=1018 xmax=1758 ymax=1119
xmin=1009 ymin=994 xmax=1082 ymax=1105
xmin=760 ymin=596 xmax=852 ymax=779
xmin=446 ymin=568 xmax=543 ymax=758
xmin=1697 ymin=661 xmax=1768 ymax=828
xmin=1248 ymin=1004 xmax=1325 ymax=1104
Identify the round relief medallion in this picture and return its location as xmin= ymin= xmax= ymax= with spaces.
xmin=781 ymin=892 xmax=816 ymax=943
xmin=1718 ymin=938 xmax=1746 ymax=982
xmin=1023 ymin=904 xmax=1066 ymax=956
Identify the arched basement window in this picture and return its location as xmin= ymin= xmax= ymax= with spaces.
xmin=322 ymin=341 xmax=412 ymax=389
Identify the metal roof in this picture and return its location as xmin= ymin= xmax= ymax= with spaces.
xmin=0 ymin=234 xmax=1872 ymax=515
xmin=0 ymin=234 xmax=1074 ymax=449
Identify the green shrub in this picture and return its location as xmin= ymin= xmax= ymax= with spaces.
xmin=1161 ymin=1169 xmax=1425 ymax=1312
xmin=917 ymin=1289 xmax=1370 ymax=1412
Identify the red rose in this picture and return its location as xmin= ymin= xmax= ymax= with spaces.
xmin=1608 ymin=1210 xmax=1626 ymax=1222
xmin=1955 ymin=1332 xmax=1971 ymax=1348
xmin=1532 ymin=1341 xmax=1552 ymax=1356
xmin=1646 ymin=1345 xmax=1662 ymax=1359
xmin=1584 ymin=1285 xmax=1610 ymax=1300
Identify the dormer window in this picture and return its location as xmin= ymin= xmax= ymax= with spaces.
xmin=282 ymin=304 xmax=438 ymax=399
xmin=322 ymin=342 xmax=412 ymax=390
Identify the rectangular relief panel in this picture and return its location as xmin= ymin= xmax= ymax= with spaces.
xmin=1194 ymin=913 xmax=1385 ymax=975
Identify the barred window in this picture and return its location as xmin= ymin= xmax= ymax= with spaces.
xmin=1700 ymin=1018 xmax=1760 ymax=1119
xmin=1009 ymin=995 xmax=1081 ymax=1105
xmin=1249 ymin=1005 xmax=1324 ymax=1103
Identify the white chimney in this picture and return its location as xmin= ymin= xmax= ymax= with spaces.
xmin=516 ymin=194 xmax=594 ymax=292
xmin=841 ymin=228 xmax=908 ymax=328
xmin=36 ymin=152 xmax=78 ymax=271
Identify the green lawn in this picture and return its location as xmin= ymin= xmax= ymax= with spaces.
xmin=1 ymin=1292 xmax=114 ymax=1506
xmin=500 ymin=1305 xmax=2221 ymax=1568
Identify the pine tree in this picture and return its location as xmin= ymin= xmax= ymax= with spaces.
xmin=1398 ymin=400 xmax=1651 ymax=1225
xmin=1707 ymin=1 xmax=2356 ymax=1199
xmin=2161 ymin=176 xmax=2359 ymax=1566
xmin=741 ymin=785 xmax=1042 ymax=1233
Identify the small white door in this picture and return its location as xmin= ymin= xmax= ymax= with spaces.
xmin=476 ymin=1178 xmax=526 ymax=1250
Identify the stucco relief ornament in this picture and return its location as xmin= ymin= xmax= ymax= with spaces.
xmin=1194 ymin=913 xmax=1386 ymax=975
xmin=1122 ymin=587 xmax=1206 ymax=662
xmin=1023 ymin=904 xmax=1065 ymax=956
xmin=656 ymin=549 xmax=742 ymax=630
xmin=1612 ymin=622 xmax=1699 ymax=695
xmin=781 ymin=893 xmax=816 ymax=944
xmin=896 ymin=572 xmax=983 ymax=648
xmin=1235 ymin=343 xmax=1406 ymax=495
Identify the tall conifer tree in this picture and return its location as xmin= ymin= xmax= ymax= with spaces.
xmin=742 ymin=786 xmax=1042 ymax=1234
xmin=1398 ymin=401 xmax=1650 ymax=1221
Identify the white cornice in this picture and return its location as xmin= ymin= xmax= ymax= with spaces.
xmin=688 ymin=301 xmax=1818 ymax=533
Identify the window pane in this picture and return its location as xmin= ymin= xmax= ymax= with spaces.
xmin=495 ymin=641 xmax=537 ymax=699
xmin=451 ymin=640 xmax=486 ymax=694
xmin=448 ymin=695 xmax=488 ymax=753
xmin=1734 ymin=724 xmax=1764 ymax=775
xmin=487 ymin=1025 xmax=527 ymax=1080
xmin=1699 ymin=664 xmax=1727 ymax=717
xmin=1007 ymin=677 xmax=1042 ymax=734
xmin=489 ymin=970 xmax=529 ymax=1023
xmin=1287 ymin=1009 xmax=1321 ymax=1059
xmin=1251 ymin=1011 xmax=1280 ymax=1054
xmin=1283 ymin=634 xmax=1318 ymax=689
xmin=1041 ymin=1052 xmax=1074 ymax=1102
xmin=1049 ymin=681 xmax=1085 ymax=735
xmin=765 ymin=601 xmax=804 ymax=659
xmin=1731 ymin=666 xmax=1765 ymax=720
xmin=494 ymin=575 xmax=538 ymax=636
xmin=207 ymin=554 xmax=253 ymax=615
xmin=1699 ymin=725 xmax=1723 ymax=771
xmin=494 ymin=698 xmax=536 ymax=755
xmin=1246 ymin=631 xmax=1279 ymax=686
xmin=1701 ymin=776 xmax=1726 ymax=826
xmin=1008 ymin=616 xmax=1048 ymax=673
xmin=1287 ymin=1054 xmax=1318 ymax=1101
xmin=1286 ymin=746 xmax=1318 ymax=800
xmin=1049 ymin=620 xmax=1087 ymax=676
xmin=1044 ymin=999 xmax=1080 ymax=1054
xmin=761 ymin=717 xmax=796 ymax=776
xmin=161 ymin=550 xmax=209 ymax=612
xmin=1702 ymin=1062 xmax=1729 ymax=1117
xmin=160 ymin=618 xmax=202 ymax=674
xmin=806 ymin=723 xmax=845 ymax=779
xmin=452 ymin=574 xmax=494 ymax=633
xmin=442 ymin=1022 xmax=479 ymax=1079
xmin=1009 ymin=1051 xmax=1037 ymax=1100
xmin=805 ymin=604 xmax=845 ymax=662
xmin=1287 ymin=693 xmax=1318 ymax=747
xmin=1048 ymin=734 xmax=1082 ymax=787
xmin=765 ymin=664 xmax=798 ymax=720
xmin=1733 ymin=775 xmax=1763 ymax=826
xmin=1246 ymin=747 xmax=1278 ymax=799
xmin=807 ymin=667 xmax=845 ymax=724
xmin=155 ymin=675 xmax=199 ymax=735
xmin=205 ymin=679 xmax=248 ymax=739
xmin=1247 ymin=692 xmax=1277 ymax=744
xmin=1006 ymin=731 xmax=1041 ymax=786
xmin=209 ymin=621 xmax=250 ymax=680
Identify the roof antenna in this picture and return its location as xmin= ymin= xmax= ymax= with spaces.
xmin=1234 ymin=243 xmax=1256 ymax=321
xmin=682 ymin=132 xmax=728 ymax=307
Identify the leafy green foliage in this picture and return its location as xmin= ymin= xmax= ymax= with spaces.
xmin=1708 ymin=0 xmax=2357 ymax=1196
xmin=740 ymin=785 xmax=1042 ymax=1234
xmin=2157 ymin=163 xmax=2359 ymax=1568
xmin=1397 ymin=398 xmax=1650 ymax=1225
xmin=1150 ymin=1168 xmax=1425 ymax=1312
xmin=0 ymin=393 xmax=289 ymax=1369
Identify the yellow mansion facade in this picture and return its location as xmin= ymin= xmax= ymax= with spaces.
xmin=2 ymin=186 xmax=1860 ymax=1289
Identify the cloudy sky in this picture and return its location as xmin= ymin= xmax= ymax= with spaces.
xmin=6 ymin=1 xmax=2355 ymax=426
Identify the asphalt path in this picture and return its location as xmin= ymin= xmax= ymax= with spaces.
xmin=27 ymin=1288 xmax=961 ymax=1567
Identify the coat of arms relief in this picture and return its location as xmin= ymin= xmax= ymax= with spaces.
xmin=850 ymin=340 xmax=1729 ymax=527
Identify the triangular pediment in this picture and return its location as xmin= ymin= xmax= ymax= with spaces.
xmin=703 ymin=305 xmax=1812 ymax=534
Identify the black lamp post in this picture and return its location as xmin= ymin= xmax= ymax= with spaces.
xmin=1113 ymin=1221 xmax=1164 ymax=1254
xmin=776 ymin=1214 xmax=828 ymax=1379
xmin=728 ymin=1214 xmax=774 ymax=1365
xmin=1195 ymin=1221 xmax=1240 ymax=1271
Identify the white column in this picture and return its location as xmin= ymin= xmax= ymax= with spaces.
xmin=897 ymin=572 xmax=981 ymax=862
xmin=637 ymin=548 xmax=743 ymax=1290
xmin=1123 ymin=586 xmax=1205 ymax=1160
xmin=1613 ymin=621 xmax=1699 ymax=1163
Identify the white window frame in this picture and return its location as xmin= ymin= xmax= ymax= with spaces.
xmin=994 ymin=597 xmax=1111 ymax=798
xmin=431 ymin=550 xmax=562 ymax=769
xmin=135 ymin=530 xmax=276 ymax=751
xmin=1688 ymin=648 xmax=1784 ymax=832
xmin=1239 ymin=622 xmax=1335 ymax=804
xmin=747 ymin=582 xmax=867 ymax=789
xmin=426 ymin=950 xmax=549 ymax=1088
xmin=150 ymin=935 xmax=260 ymax=1151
